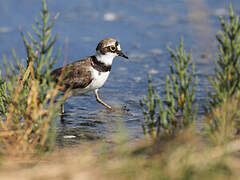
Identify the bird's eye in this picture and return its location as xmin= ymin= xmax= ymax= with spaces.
xmin=109 ymin=46 xmax=116 ymax=52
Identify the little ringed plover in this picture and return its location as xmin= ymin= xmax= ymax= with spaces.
xmin=51 ymin=38 xmax=128 ymax=113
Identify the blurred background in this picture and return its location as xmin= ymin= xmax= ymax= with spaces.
xmin=0 ymin=0 xmax=239 ymax=146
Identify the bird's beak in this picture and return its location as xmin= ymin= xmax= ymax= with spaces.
xmin=117 ymin=50 xmax=128 ymax=59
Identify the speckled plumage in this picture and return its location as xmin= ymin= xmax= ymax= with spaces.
xmin=51 ymin=56 xmax=111 ymax=90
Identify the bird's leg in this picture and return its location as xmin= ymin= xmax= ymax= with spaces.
xmin=94 ymin=89 xmax=113 ymax=110
xmin=61 ymin=104 xmax=64 ymax=114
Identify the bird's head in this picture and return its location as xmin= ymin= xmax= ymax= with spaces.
xmin=95 ymin=38 xmax=128 ymax=65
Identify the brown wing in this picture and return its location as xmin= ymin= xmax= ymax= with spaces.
xmin=51 ymin=57 xmax=93 ymax=89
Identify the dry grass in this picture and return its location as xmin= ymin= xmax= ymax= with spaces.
xmin=0 ymin=129 xmax=239 ymax=180
xmin=204 ymin=94 xmax=240 ymax=145
xmin=0 ymin=61 xmax=70 ymax=156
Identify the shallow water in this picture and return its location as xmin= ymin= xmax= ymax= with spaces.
xmin=0 ymin=0 xmax=240 ymax=146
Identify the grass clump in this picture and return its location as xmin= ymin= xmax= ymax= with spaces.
xmin=207 ymin=5 xmax=240 ymax=110
xmin=0 ymin=0 xmax=67 ymax=156
xmin=140 ymin=38 xmax=198 ymax=138
xmin=140 ymin=4 xmax=240 ymax=145
xmin=205 ymin=5 xmax=240 ymax=144
xmin=0 ymin=62 xmax=64 ymax=156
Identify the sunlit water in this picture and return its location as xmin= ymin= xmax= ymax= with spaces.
xmin=0 ymin=0 xmax=239 ymax=146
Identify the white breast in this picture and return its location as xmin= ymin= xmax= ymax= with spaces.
xmin=71 ymin=65 xmax=110 ymax=95
xmin=87 ymin=67 xmax=110 ymax=90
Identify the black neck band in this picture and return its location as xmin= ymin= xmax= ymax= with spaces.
xmin=91 ymin=56 xmax=111 ymax=72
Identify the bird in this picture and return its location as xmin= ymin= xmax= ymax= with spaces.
xmin=51 ymin=38 xmax=128 ymax=113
